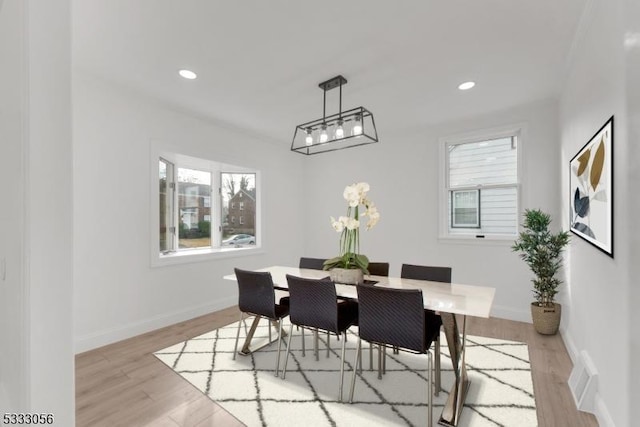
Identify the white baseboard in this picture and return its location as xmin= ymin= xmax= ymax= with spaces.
xmin=490 ymin=304 xmax=530 ymax=323
xmin=594 ymin=394 xmax=615 ymax=427
xmin=560 ymin=327 xmax=579 ymax=363
xmin=74 ymin=296 xmax=236 ymax=353
xmin=561 ymin=328 xmax=615 ymax=427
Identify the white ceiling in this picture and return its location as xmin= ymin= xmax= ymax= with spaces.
xmin=72 ymin=0 xmax=587 ymax=145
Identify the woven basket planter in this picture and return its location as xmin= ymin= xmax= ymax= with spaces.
xmin=530 ymin=302 xmax=561 ymax=335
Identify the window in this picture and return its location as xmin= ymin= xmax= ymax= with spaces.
xmin=451 ymin=189 xmax=480 ymax=228
xmin=221 ymin=172 xmax=256 ymax=242
xmin=155 ymin=152 xmax=260 ymax=261
xmin=159 ymin=158 xmax=175 ymax=252
xmin=441 ymin=129 xmax=520 ymax=239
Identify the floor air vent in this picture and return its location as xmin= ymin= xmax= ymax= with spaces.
xmin=568 ymin=350 xmax=598 ymax=413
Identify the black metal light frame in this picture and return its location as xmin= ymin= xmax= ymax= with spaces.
xmin=291 ymin=75 xmax=379 ymax=155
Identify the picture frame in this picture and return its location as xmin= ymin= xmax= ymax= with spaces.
xmin=569 ymin=116 xmax=614 ymax=257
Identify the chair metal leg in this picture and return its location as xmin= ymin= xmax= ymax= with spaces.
xmin=383 ymin=344 xmax=387 ymax=374
xmin=301 ymin=327 xmax=305 ymax=356
xmin=281 ymin=324 xmax=294 ymax=379
xmin=377 ymin=343 xmax=388 ymax=378
xmin=339 ymin=331 xmax=347 ymax=402
xmin=377 ymin=344 xmax=383 ymax=380
xmin=349 ymin=337 xmax=362 ymax=403
xmin=275 ymin=318 xmax=285 ymax=377
xmin=314 ymin=328 xmax=319 ymax=361
xmin=427 ymin=351 xmax=433 ymax=427
xmin=233 ymin=312 xmax=244 ymax=360
xmin=369 ymin=342 xmax=373 ymax=371
xmin=435 ymin=335 xmax=441 ymax=396
xmin=327 ymin=331 xmax=331 ymax=358
xmin=268 ymin=320 xmax=272 ymax=343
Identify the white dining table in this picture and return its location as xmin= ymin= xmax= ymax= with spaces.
xmin=224 ymin=265 xmax=496 ymax=427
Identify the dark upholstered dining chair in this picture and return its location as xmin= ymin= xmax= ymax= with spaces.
xmin=400 ymin=263 xmax=451 ymax=394
xmin=295 ymin=257 xmax=329 ymax=353
xmin=281 ymin=274 xmax=358 ymax=401
xmin=298 ymin=257 xmax=327 ymax=270
xmin=232 ymin=268 xmax=290 ymax=377
xmin=349 ymin=285 xmax=440 ymax=427
xmin=366 ymin=262 xmax=390 ymax=277
xmin=355 ymin=261 xmax=389 ymax=371
xmin=401 ymin=263 xmax=452 ymax=283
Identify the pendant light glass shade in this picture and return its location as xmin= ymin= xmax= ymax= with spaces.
xmin=291 ymin=75 xmax=379 ymax=155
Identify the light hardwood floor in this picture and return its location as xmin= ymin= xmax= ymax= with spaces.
xmin=76 ymin=307 xmax=598 ymax=426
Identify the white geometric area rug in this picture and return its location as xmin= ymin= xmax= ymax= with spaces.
xmin=154 ymin=319 xmax=536 ymax=427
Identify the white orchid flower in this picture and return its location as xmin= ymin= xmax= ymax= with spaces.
xmin=356 ymin=182 xmax=370 ymax=195
xmin=366 ymin=211 xmax=380 ymax=230
xmin=330 ymin=216 xmax=344 ymax=232
xmin=345 ymin=218 xmax=360 ymax=230
xmin=342 ymin=185 xmax=360 ymax=207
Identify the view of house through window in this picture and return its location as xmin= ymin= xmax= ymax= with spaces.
xmin=445 ymin=135 xmax=519 ymax=237
xmin=221 ymin=173 xmax=256 ymax=247
xmin=158 ymin=155 xmax=258 ymax=255
xmin=178 ymin=167 xmax=212 ymax=249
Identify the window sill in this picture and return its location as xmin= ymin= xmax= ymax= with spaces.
xmin=438 ymin=235 xmax=516 ymax=246
xmin=152 ymin=245 xmax=264 ymax=267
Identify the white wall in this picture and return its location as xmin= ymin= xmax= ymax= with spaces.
xmin=0 ymin=0 xmax=75 ymax=425
xmin=626 ymin=0 xmax=640 ymax=422
xmin=559 ymin=0 xmax=630 ymax=425
xmin=301 ymin=99 xmax=561 ymax=322
xmin=0 ymin=0 xmax=27 ymax=412
xmin=73 ymin=73 xmax=305 ymax=351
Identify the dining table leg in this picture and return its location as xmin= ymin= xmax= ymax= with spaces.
xmin=438 ymin=313 xmax=470 ymax=427
xmin=238 ymin=315 xmax=287 ymax=356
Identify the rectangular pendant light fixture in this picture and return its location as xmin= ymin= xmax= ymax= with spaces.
xmin=291 ymin=75 xmax=379 ymax=155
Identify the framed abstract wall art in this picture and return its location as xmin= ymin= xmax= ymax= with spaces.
xmin=569 ymin=116 xmax=614 ymax=257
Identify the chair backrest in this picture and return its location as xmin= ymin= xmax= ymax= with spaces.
xmin=285 ymin=274 xmax=339 ymax=333
xmin=356 ymin=285 xmax=427 ymax=353
xmin=401 ymin=263 xmax=452 ymax=283
xmin=299 ymin=257 xmax=327 ymax=270
xmin=367 ymin=262 xmax=390 ymax=277
xmin=234 ymin=268 xmax=276 ymax=318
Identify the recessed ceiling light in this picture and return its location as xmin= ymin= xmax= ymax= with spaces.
xmin=179 ymin=69 xmax=197 ymax=80
xmin=624 ymin=32 xmax=640 ymax=49
xmin=458 ymin=81 xmax=475 ymax=91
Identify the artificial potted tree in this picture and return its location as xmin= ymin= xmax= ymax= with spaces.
xmin=512 ymin=209 xmax=570 ymax=335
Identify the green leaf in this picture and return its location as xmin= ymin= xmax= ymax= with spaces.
xmin=322 ymin=256 xmax=344 ymax=271
xmin=353 ymin=254 xmax=370 ymax=274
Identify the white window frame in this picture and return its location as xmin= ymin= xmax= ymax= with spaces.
xmin=150 ymin=143 xmax=262 ymax=266
xmin=438 ymin=123 xmax=525 ymax=243
xmin=451 ymin=189 xmax=480 ymax=228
